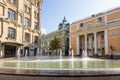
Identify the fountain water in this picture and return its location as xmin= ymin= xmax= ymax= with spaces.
xmin=69 ymin=48 xmax=72 ymax=56
xmin=40 ymin=49 xmax=42 ymax=56
xmin=71 ymin=49 xmax=74 ymax=60
xmin=82 ymin=57 xmax=88 ymax=68
xmin=25 ymin=50 xmax=28 ymax=58
xmin=82 ymin=49 xmax=87 ymax=58
xmin=17 ymin=48 xmax=20 ymax=60
xmin=36 ymin=48 xmax=40 ymax=59
xmin=60 ymin=50 xmax=62 ymax=60
xmin=0 ymin=49 xmax=120 ymax=80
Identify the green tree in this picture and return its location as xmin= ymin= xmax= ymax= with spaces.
xmin=49 ymin=37 xmax=62 ymax=55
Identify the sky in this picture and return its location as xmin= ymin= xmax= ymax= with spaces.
xmin=41 ymin=0 xmax=120 ymax=34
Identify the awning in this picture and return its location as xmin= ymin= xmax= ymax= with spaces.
xmin=2 ymin=42 xmax=23 ymax=46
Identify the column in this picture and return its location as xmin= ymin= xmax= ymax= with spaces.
xmin=85 ymin=34 xmax=87 ymax=56
xmin=98 ymin=34 xmax=101 ymax=56
xmin=98 ymin=34 xmax=101 ymax=48
xmin=94 ymin=32 xmax=97 ymax=56
xmin=77 ymin=36 xmax=80 ymax=55
xmin=104 ymin=30 xmax=108 ymax=55
xmin=104 ymin=13 xmax=108 ymax=24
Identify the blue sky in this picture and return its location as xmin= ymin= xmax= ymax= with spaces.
xmin=41 ymin=0 xmax=120 ymax=34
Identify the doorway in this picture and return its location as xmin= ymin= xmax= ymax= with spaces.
xmin=102 ymin=48 xmax=105 ymax=56
xmin=4 ymin=45 xmax=16 ymax=58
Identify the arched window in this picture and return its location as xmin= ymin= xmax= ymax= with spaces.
xmin=25 ymin=33 xmax=30 ymax=42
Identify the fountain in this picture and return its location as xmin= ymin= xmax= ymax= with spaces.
xmin=17 ymin=48 xmax=20 ymax=60
xmin=40 ymin=49 xmax=42 ymax=56
xmin=25 ymin=50 xmax=28 ymax=59
xmin=60 ymin=50 xmax=62 ymax=60
xmin=36 ymin=48 xmax=40 ymax=59
xmin=71 ymin=49 xmax=74 ymax=60
xmin=0 ymin=49 xmax=119 ymax=80
xmin=82 ymin=49 xmax=88 ymax=58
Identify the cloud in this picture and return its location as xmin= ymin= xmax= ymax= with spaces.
xmin=41 ymin=27 xmax=47 ymax=34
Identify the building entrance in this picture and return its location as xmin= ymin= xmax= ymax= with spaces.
xmin=4 ymin=45 xmax=16 ymax=58
xmin=102 ymin=48 xmax=105 ymax=56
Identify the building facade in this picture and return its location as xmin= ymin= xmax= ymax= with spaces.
xmin=70 ymin=7 xmax=120 ymax=59
xmin=0 ymin=0 xmax=42 ymax=58
xmin=41 ymin=17 xmax=70 ymax=56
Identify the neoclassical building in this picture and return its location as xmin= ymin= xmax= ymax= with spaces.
xmin=0 ymin=0 xmax=42 ymax=58
xmin=41 ymin=17 xmax=70 ymax=56
xmin=70 ymin=7 xmax=120 ymax=59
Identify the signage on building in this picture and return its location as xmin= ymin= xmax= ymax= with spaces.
xmin=79 ymin=23 xmax=105 ymax=31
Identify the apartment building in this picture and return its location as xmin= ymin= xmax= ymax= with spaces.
xmin=70 ymin=7 xmax=120 ymax=59
xmin=0 ymin=0 xmax=42 ymax=58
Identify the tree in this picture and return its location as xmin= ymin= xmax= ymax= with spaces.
xmin=49 ymin=37 xmax=62 ymax=55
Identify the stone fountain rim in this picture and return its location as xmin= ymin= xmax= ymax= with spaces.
xmin=0 ymin=67 xmax=120 ymax=77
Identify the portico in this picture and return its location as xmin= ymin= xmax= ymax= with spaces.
xmin=77 ymin=30 xmax=108 ymax=57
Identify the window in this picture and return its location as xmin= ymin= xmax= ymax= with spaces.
xmin=8 ymin=9 xmax=15 ymax=20
xmin=25 ymin=33 xmax=30 ymax=42
xmin=11 ymin=0 xmax=15 ymax=4
xmin=34 ymin=22 xmax=38 ymax=29
xmin=37 ymin=13 xmax=39 ymax=18
xmin=0 ymin=6 xmax=4 ymax=16
xmin=8 ymin=28 xmax=16 ymax=39
xmin=97 ymin=17 xmax=102 ymax=22
xmin=34 ymin=36 xmax=38 ymax=43
xmin=80 ymin=23 xmax=84 ymax=27
xmin=24 ymin=5 xmax=27 ymax=12
xmin=37 ymin=2 xmax=39 ymax=7
xmin=8 ymin=0 xmax=15 ymax=4
xmin=24 ymin=5 xmax=31 ymax=13
xmin=24 ymin=17 xmax=29 ymax=26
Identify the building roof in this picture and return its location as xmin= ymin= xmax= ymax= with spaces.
xmin=72 ymin=6 xmax=120 ymax=24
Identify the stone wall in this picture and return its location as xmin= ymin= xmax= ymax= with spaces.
xmin=0 ymin=74 xmax=120 ymax=80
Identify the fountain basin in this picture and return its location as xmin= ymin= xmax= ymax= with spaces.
xmin=0 ymin=68 xmax=120 ymax=80
xmin=0 ymin=57 xmax=119 ymax=80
